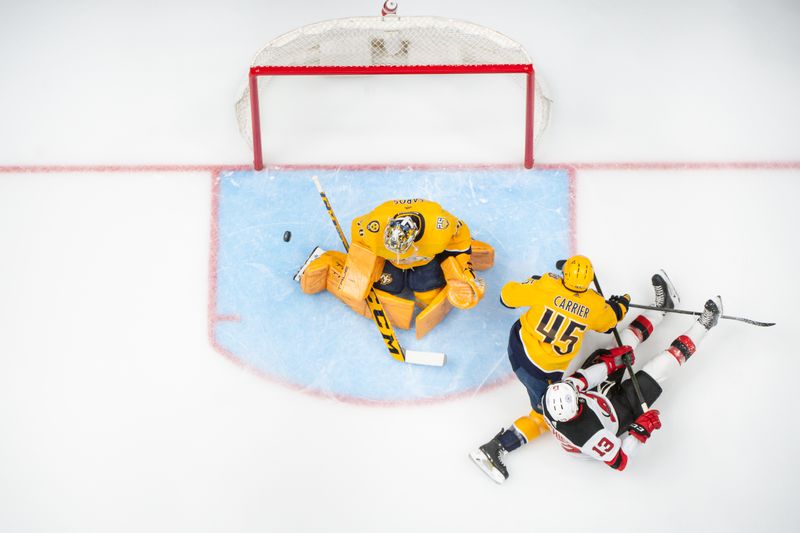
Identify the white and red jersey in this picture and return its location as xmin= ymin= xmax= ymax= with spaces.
xmin=543 ymin=363 xmax=642 ymax=471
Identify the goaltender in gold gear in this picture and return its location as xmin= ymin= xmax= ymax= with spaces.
xmin=296 ymin=198 xmax=494 ymax=339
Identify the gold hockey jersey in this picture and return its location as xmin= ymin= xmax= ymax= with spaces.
xmin=501 ymin=273 xmax=620 ymax=373
xmin=351 ymin=199 xmax=472 ymax=269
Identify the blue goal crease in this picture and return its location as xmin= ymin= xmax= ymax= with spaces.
xmin=211 ymin=167 xmax=571 ymax=403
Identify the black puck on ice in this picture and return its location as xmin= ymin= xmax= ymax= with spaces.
xmin=283 ymin=231 xmax=292 ymax=242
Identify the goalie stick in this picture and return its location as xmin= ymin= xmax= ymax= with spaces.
xmin=310 ymin=176 xmax=446 ymax=367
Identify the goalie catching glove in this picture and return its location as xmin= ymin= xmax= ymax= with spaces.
xmin=441 ymin=254 xmax=485 ymax=309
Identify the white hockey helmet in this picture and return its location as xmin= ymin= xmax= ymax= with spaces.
xmin=384 ymin=215 xmax=419 ymax=254
xmin=545 ymin=382 xmax=580 ymax=422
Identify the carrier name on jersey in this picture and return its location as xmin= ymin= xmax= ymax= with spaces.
xmin=553 ymin=295 xmax=591 ymax=319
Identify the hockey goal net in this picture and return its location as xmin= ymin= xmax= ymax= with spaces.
xmin=235 ymin=15 xmax=550 ymax=169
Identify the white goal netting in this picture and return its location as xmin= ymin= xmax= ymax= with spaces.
xmin=236 ymin=16 xmax=551 ymax=166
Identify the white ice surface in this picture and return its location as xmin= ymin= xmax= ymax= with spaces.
xmin=1 ymin=1 xmax=800 ymax=532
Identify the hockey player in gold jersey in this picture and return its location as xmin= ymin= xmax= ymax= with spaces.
xmin=471 ymin=271 xmax=719 ymax=482
xmin=295 ymin=199 xmax=493 ymax=339
xmin=469 ymin=255 xmax=631 ymax=473
xmin=501 ymin=256 xmax=630 ymax=379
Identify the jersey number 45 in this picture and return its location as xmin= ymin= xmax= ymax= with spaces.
xmin=535 ymin=308 xmax=587 ymax=355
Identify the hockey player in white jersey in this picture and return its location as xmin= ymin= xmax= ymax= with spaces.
xmin=541 ymin=294 xmax=720 ymax=471
xmin=471 ymin=271 xmax=722 ymax=480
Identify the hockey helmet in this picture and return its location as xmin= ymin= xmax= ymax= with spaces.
xmin=545 ymin=381 xmax=580 ymax=422
xmin=562 ymin=255 xmax=594 ymax=292
xmin=384 ymin=215 xmax=419 ymax=254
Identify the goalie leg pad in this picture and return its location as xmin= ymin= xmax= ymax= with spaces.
xmin=323 ymin=251 xmax=349 ymax=293
xmin=373 ymin=289 xmax=415 ymax=330
xmin=470 ymin=240 xmax=495 ymax=271
xmin=336 ymin=290 xmax=414 ymax=330
xmin=414 ymin=287 xmax=452 ymax=339
xmin=324 ymin=255 xmax=413 ymax=330
xmin=338 ymin=242 xmax=385 ymax=301
xmin=299 ymin=251 xmax=338 ymax=294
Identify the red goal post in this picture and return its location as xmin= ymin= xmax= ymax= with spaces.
xmin=235 ymin=15 xmax=550 ymax=169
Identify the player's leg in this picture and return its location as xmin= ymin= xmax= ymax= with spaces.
xmin=612 ymin=371 xmax=663 ymax=429
xmin=506 ymin=320 xmax=562 ymax=412
xmin=407 ymin=259 xmax=452 ymax=337
xmin=619 ymin=270 xmax=680 ymax=348
xmin=372 ymin=260 xmax=406 ymax=295
xmin=408 ymin=258 xmax=447 ymax=303
xmin=641 ymin=296 xmax=722 ymax=385
xmin=296 ymin=249 xmax=340 ymax=294
xmin=297 ymin=250 xmax=415 ymax=329
xmin=614 ymin=297 xmax=721 ymax=422
xmin=469 ymin=322 xmax=556 ymax=483
xmin=469 ymin=409 xmax=550 ymax=484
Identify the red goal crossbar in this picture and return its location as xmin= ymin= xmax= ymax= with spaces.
xmin=248 ymin=63 xmax=535 ymax=170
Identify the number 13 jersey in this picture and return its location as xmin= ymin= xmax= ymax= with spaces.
xmin=500 ymin=273 xmax=621 ymax=374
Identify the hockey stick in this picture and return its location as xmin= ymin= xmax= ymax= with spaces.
xmin=627 ymin=303 xmax=774 ymax=327
xmin=591 ymin=272 xmax=649 ymax=413
xmin=310 ymin=176 xmax=446 ymax=367
xmin=592 ymin=275 xmax=650 ymax=414
xmin=555 ymin=259 xmax=649 ymax=411
xmin=556 ymin=259 xmax=774 ymax=326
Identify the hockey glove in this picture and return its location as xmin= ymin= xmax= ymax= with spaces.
xmin=628 ymin=410 xmax=662 ymax=444
xmin=442 ymin=255 xmax=486 ymax=309
xmin=597 ymin=345 xmax=635 ymax=374
xmin=607 ymin=294 xmax=631 ymax=321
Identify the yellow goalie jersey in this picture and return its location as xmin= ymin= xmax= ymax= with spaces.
xmin=501 ymin=273 xmax=620 ymax=373
xmin=351 ymin=199 xmax=472 ymax=269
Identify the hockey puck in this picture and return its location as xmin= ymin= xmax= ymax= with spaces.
xmin=283 ymin=231 xmax=292 ymax=242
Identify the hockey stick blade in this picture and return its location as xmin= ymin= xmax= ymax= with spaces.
xmin=628 ymin=303 xmax=775 ymax=327
xmin=404 ymin=350 xmax=447 ymax=367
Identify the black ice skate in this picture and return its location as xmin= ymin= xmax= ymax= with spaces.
xmin=469 ymin=431 xmax=509 ymax=484
xmin=652 ymin=269 xmax=680 ymax=310
xmin=292 ymin=246 xmax=325 ymax=282
xmin=698 ymin=296 xmax=723 ymax=330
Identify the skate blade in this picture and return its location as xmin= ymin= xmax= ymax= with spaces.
xmin=293 ymin=247 xmax=325 ymax=282
xmin=468 ymin=451 xmax=506 ymax=484
xmin=656 ymin=269 xmax=681 ymax=306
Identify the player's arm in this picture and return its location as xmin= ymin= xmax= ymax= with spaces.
xmin=592 ymin=293 xmax=631 ymax=332
xmin=441 ymin=252 xmax=484 ymax=309
xmin=499 ymin=275 xmax=545 ymax=309
xmin=580 ymin=429 xmax=631 ymax=470
xmin=443 ymin=218 xmax=472 ymax=256
xmin=603 ymin=410 xmax=662 ymax=472
xmin=438 ymin=217 xmax=487 ymax=309
xmin=568 ymin=346 xmax=635 ymax=391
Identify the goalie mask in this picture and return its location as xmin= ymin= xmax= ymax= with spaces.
xmin=545 ymin=381 xmax=580 ymax=422
xmin=384 ymin=215 xmax=419 ymax=254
